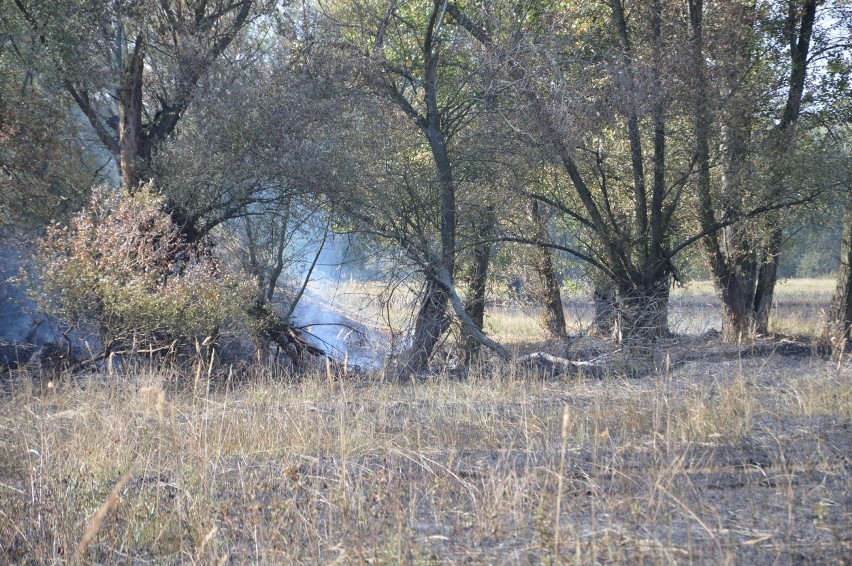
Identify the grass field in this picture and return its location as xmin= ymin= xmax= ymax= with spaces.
xmin=1 ymin=279 xmax=850 ymax=564
xmin=481 ymin=278 xmax=835 ymax=344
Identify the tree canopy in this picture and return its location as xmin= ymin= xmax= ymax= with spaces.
xmin=1 ymin=0 xmax=851 ymax=369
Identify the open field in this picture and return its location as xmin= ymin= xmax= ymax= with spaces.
xmin=2 ymin=346 xmax=852 ymax=564
xmin=1 ymin=278 xmax=848 ymax=564
xmin=483 ymin=278 xmax=835 ymax=345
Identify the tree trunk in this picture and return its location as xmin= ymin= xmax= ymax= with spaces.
xmin=714 ymin=228 xmax=780 ymax=340
xmin=436 ymin=267 xmax=510 ymax=362
xmin=530 ymin=201 xmax=567 ymax=338
xmin=614 ymin=280 xmax=669 ymax=375
xmin=826 ymin=188 xmax=852 ymax=358
xmin=537 ymin=246 xmax=567 ymax=339
xmin=718 ymin=271 xmax=754 ymax=340
xmin=650 ymin=280 xmax=670 ymax=338
xmin=717 ymin=227 xmax=759 ymax=340
xmin=461 ymin=208 xmax=494 ymax=362
xmin=592 ymin=282 xmax=617 ymax=338
xmin=401 ymin=131 xmax=456 ymax=371
xmin=716 ymin=104 xmax=758 ymax=340
xmin=118 ymin=36 xmax=145 ymax=191
xmin=753 ymin=227 xmax=782 ymax=334
xmin=616 ymin=280 xmax=670 ymax=343
xmin=693 ymin=0 xmax=815 ymax=343
xmin=396 ymin=20 xmax=460 ymax=373
xmin=402 ymin=279 xmax=451 ymax=372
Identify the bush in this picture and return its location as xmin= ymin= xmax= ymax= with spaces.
xmin=30 ymin=185 xmax=254 ymax=357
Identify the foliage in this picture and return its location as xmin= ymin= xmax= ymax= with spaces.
xmin=1 ymin=0 xmax=851 ymax=367
xmin=29 ymin=185 xmax=254 ymax=354
xmin=0 ymin=22 xmax=98 ymax=231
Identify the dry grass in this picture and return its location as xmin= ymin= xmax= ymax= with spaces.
xmin=1 ymin=278 xmax=844 ymax=563
xmin=672 ymin=278 xmax=835 ymax=297
xmin=484 ymin=308 xmax=553 ymax=345
xmin=320 ymin=278 xmax=835 ymax=344
xmin=2 ymin=351 xmax=851 ymax=564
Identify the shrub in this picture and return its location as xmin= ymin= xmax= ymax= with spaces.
xmin=30 ymin=184 xmax=254 ymax=357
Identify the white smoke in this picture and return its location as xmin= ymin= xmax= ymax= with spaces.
xmin=288 ymin=230 xmax=386 ymax=370
xmin=0 ymin=242 xmax=59 ymax=344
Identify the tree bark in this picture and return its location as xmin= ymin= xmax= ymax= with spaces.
xmin=610 ymin=0 xmax=648 ymax=252
xmin=753 ymin=227 xmax=782 ymax=334
xmin=537 ymin=245 xmax=567 ymax=339
xmin=719 ymin=273 xmax=753 ymax=340
xmin=616 ymin=279 xmax=670 ymax=344
xmin=462 ymin=207 xmax=494 ymax=362
xmin=403 ymin=279 xmax=451 ymax=372
xmin=592 ymin=281 xmax=617 ymax=338
xmin=826 ymin=187 xmax=852 ymax=359
xmin=717 ymin=120 xmax=759 ymax=339
xmin=118 ymin=36 xmax=145 ymax=191
xmin=530 ymin=201 xmax=567 ymax=338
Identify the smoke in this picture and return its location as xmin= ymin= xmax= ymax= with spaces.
xmin=0 ymin=243 xmax=53 ymax=344
xmin=0 ymin=221 xmax=388 ymax=369
xmin=289 ymin=230 xmax=386 ymax=369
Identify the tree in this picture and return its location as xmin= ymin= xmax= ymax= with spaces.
xmin=325 ymin=0 xmax=512 ymax=371
xmin=447 ymin=0 xmax=842 ymax=346
xmin=3 ymin=1 xmax=350 ymax=363
xmin=448 ymin=0 xmax=689 ymax=343
xmin=6 ymin=0 xmax=264 ymax=202
xmin=529 ymin=200 xmax=567 ymax=338
xmin=149 ymin=27 xmax=342 ymax=302
xmin=693 ymin=0 xmax=848 ymax=340
xmin=0 ymin=11 xmax=101 ymax=231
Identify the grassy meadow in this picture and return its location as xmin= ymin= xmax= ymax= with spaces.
xmin=1 ymin=279 xmax=851 ymax=564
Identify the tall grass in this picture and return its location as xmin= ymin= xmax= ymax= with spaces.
xmin=2 ymin=353 xmax=850 ymax=563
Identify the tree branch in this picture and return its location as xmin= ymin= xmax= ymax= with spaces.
xmin=63 ymin=82 xmax=120 ymax=156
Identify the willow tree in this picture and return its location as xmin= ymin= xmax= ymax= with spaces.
xmin=447 ymin=0 xmax=694 ymax=342
xmin=448 ymin=0 xmax=844 ymax=344
xmin=326 ymin=0 xmax=512 ymax=370
xmin=692 ymin=0 xmax=831 ymax=340
xmin=6 ymin=0 xmax=263 ymax=194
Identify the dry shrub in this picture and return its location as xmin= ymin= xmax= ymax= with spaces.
xmin=29 ymin=184 xmax=253 ymax=355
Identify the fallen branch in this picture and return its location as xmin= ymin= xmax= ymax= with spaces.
xmin=432 ymin=267 xmax=512 ymax=362
xmin=515 ymin=351 xmax=610 ymax=376
xmin=248 ymin=302 xmax=327 ymax=365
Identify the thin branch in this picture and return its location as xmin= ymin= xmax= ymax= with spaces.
xmin=63 ymin=82 xmax=120 ymax=156
xmin=285 ymin=219 xmax=331 ymax=319
xmin=493 ymin=235 xmax=613 ymax=277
